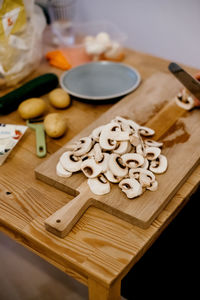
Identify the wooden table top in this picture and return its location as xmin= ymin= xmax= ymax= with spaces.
xmin=0 ymin=47 xmax=200 ymax=299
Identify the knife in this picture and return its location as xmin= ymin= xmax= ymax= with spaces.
xmin=168 ymin=62 xmax=200 ymax=101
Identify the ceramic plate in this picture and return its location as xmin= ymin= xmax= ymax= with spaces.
xmin=60 ymin=61 xmax=141 ymax=101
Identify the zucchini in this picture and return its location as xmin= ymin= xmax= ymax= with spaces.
xmin=0 ymin=73 xmax=59 ymax=115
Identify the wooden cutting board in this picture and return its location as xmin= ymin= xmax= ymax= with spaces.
xmin=35 ymin=72 xmax=200 ymax=237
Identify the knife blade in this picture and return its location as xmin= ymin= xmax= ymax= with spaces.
xmin=168 ymin=62 xmax=200 ymax=101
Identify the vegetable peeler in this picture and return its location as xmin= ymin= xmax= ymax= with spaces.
xmin=26 ymin=119 xmax=46 ymax=158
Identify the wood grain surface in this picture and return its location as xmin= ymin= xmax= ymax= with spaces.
xmin=35 ymin=72 xmax=200 ymax=236
xmin=0 ymin=45 xmax=200 ymax=300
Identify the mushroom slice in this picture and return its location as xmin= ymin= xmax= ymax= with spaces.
xmin=106 ymin=122 xmax=121 ymax=132
xmin=113 ymin=117 xmax=140 ymax=132
xmin=104 ymin=170 xmax=122 ymax=183
xmin=120 ymin=122 xmax=132 ymax=134
xmin=175 ymin=94 xmax=194 ymax=110
xmin=93 ymin=143 xmax=103 ymax=162
xmin=97 ymin=153 xmax=110 ymax=173
xmin=138 ymin=126 xmax=155 ymax=137
xmin=129 ymin=168 xmax=143 ymax=180
xmin=108 ymin=153 xmax=128 ymax=177
xmin=87 ymin=174 xmax=110 ymax=195
xmin=113 ymin=141 xmax=132 ymax=155
xmin=129 ymin=132 xmax=140 ymax=147
xmin=109 ymin=125 xmax=130 ymax=141
xmin=112 ymin=131 xmax=130 ymax=141
xmin=145 ymin=146 xmax=161 ymax=161
xmin=81 ymin=148 xmax=95 ymax=161
xmin=60 ymin=151 xmax=82 ymax=172
xmin=147 ymin=180 xmax=158 ymax=191
xmin=81 ymin=158 xmax=102 ymax=178
xmin=144 ymin=139 xmax=163 ymax=148
xmin=139 ymin=169 xmax=155 ymax=188
xmin=56 ymin=161 xmax=72 ymax=177
xmin=105 ymin=122 xmax=130 ymax=140
xmin=91 ymin=125 xmax=105 ymax=142
xmin=73 ymin=137 xmax=93 ymax=156
xmin=119 ymin=178 xmax=143 ymax=199
xmin=121 ymin=153 xmax=144 ymax=169
xmin=136 ymin=143 xmax=146 ymax=156
xmin=141 ymin=158 xmax=149 ymax=169
xmin=149 ymin=154 xmax=168 ymax=174
xmin=112 ymin=116 xmax=129 ymax=125
xmin=99 ymin=125 xmax=117 ymax=150
xmin=114 ymin=117 xmax=138 ymax=134
xmin=126 ymin=119 xmax=140 ymax=133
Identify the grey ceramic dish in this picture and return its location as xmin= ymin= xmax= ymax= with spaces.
xmin=60 ymin=61 xmax=141 ymax=101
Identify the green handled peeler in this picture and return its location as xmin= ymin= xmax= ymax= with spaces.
xmin=26 ymin=120 xmax=46 ymax=158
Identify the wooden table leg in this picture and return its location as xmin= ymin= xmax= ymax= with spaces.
xmin=88 ymin=278 xmax=121 ymax=300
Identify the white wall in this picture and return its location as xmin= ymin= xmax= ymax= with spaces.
xmin=76 ymin=0 xmax=200 ymax=69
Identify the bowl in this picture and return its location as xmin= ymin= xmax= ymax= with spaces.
xmin=51 ymin=20 xmax=127 ymax=48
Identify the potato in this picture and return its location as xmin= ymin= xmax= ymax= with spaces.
xmin=18 ymin=98 xmax=46 ymax=119
xmin=44 ymin=113 xmax=67 ymax=138
xmin=49 ymin=88 xmax=71 ymax=109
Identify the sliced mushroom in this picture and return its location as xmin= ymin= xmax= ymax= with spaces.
xmin=141 ymin=158 xmax=149 ymax=169
xmin=107 ymin=122 xmax=121 ymax=132
xmin=104 ymin=170 xmax=122 ymax=183
xmin=93 ymin=143 xmax=103 ymax=162
xmin=81 ymin=158 xmax=102 ymax=178
xmin=87 ymin=174 xmax=110 ymax=195
xmin=149 ymin=154 xmax=168 ymax=174
xmin=129 ymin=168 xmax=143 ymax=180
xmin=121 ymin=153 xmax=144 ymax=169
xmin=91 ymin=125 xmax=105 ymax=142
xmin=145 ymin=146 xmax=161 ymax=161
xmin=129 ymin=132 xmax=140 ymax=147
xmin=57 ymin=116 xmax=167 ymax=199
xmin=99 ymin=124 xmax=117 ymax=150
xmin=139 ymin=169 xmax=155 ymax=188
xmin=111 ymin=116 xmax=128 ymax=125
xmin=113 ymin=140 xmax=132 ymax=154
xmin=144 ymin=139 xmax=163 ymax=148
xmin=136 ymin=143 xmax=146 ymax=156
xmin=119 ymin=178 xmax=143 ymax=199
xmin=147 ymin=180 xmax=158 ymax=191
xmin=60 ymin=151 xmax=82 ymax=172
xmin=56 ymin=161 xmax=72 ymax=177
xmin=120 ymin=122 xmax=132 ymax=134
xmin=126 ymin=119 xmax=140 ymax=133
xmin=73 ymin=137 xmax=93 ymax=156
xmin=114 ymin=117 xmax=139 ymax=133
xmin=175 ymin=94 xmax=194 ymax=110
xmin=81 ymin=148 xmax=95 ymax=161
xmin=106 ymin=122 xmax=130 ymax=140
xmin=109 ymin=130 xmax=130 ymax=141
xmin=108 ymin=153 xmax=128 ymax=177
xmin=97 ymin=153 xmax=110 ymax=173
xmin=139 ymin=126 xmax=155 ymax=137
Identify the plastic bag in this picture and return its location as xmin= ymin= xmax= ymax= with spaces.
xmin=0 ymin=0 xmax=46 ymax=87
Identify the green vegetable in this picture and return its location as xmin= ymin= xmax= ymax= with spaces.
xmin=0 ymin=73 xmax=59 ymax=115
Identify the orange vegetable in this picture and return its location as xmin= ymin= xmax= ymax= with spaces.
xmin=45 ymin=50 xmax=71 ymax=70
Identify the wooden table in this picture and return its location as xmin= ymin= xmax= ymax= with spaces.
xmin=0 ymin=48 xmax=200 ymax=300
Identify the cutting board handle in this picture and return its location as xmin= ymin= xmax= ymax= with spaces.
xmin=44 ymin=191 xmax=93 ymax=237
